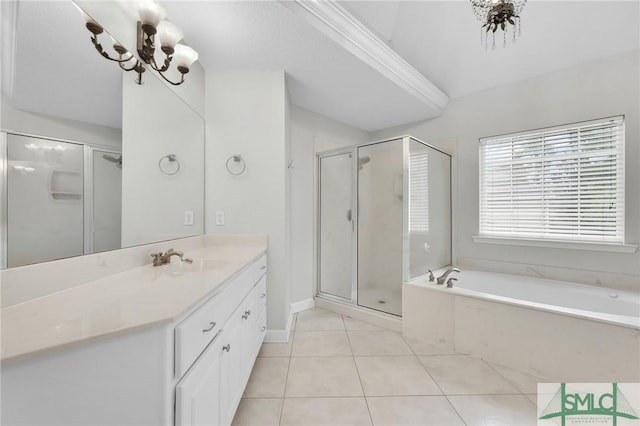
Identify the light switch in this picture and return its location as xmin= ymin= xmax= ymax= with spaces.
xmin=215 ymin=211 xmax=225 ymax=226
xmin=184 ymin=211 xmax=194 ymax=226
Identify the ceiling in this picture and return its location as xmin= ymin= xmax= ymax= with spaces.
xmin=8 ymin=1 xmax=123 ymax=129
xmin=343 ymin=1 xmax=640 ymax=99
xmin=165 ymin=0 xmax=639 ymax=131
xmin=5 ymin=1 xmax=639 ymax=133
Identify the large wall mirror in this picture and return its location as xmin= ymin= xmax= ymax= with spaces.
xmin=0 ymin=0 xmax=205 ymax=268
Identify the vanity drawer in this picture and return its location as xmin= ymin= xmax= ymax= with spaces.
xmin=174 ymin=254 xmax=267 ymax=378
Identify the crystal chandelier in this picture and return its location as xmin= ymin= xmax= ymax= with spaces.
xmin=470 ymin=0 xmax=526 ymax=49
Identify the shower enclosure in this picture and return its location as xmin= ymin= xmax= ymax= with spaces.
xmin=0 ymin=132 xmax=122 ymax=268
xmin=317 ymin=136 xmax=451 ymax=316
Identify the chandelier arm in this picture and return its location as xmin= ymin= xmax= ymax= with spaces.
xmin=147 ymin=54 xmax=173 ymax=74
xmin=119 ymin=57 xmax=140 ymax=72
xmin=90 ymin=34 xmax=135 ymax=63
xmin=154 ymin=69 xmax=186 ymax=86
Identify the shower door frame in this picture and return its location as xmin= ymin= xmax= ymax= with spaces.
xmin=316 ymin=148 xmax=359 ymax=305
xmin=315 ymin=135 xmax=453 ymax=313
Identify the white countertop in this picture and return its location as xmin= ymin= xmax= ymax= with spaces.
xmin=1 ymin=239 xmax=267 ymax=362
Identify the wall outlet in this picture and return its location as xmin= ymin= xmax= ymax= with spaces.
xmin=184 ymin=211 xmax=194 ymax=226
xmin=215 ymin=211 xmax=225 ymax=226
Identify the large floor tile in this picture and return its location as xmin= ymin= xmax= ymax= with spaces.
xmin=419 ymin=355 xmax=519 ymax=395
xmin=296 ymin=308 xmax=345 ymax=331
xmin=367 ymin=396 xmax=464 ymax=426
xmin=243 ymin=357 xmax=289 ymax=398
xmin=403 ymin=336 xmax=458 ymax=355
xmin=348 ymin=330 xmax=413 ymax=356
xmin=490 ymin=362 xmax=546 ymax=394
xmin=355 ymin=356 xmax=441 ymax=396
xmin=292 ymin=331 xmax=352 ymax=357
xmin=285 ymin=357 xmax=363 ymax=397
xmin=448 ymin=394 xmax=537 ymax=426
xmin=343 ymin=316 xmax=383 ymax=331
xmin=280 ymin=397 xmax=372 ymax=426
xmin=231 ymin=398 xmax=282 ymax=426
xmin=259 ymin=341 xmax=292 ymax=358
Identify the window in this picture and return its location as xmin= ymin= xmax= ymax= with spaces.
xmin=479 ymin=116 xmax=625 ymax=244
xmin=409 ymin=149 xmax=429 ymax=233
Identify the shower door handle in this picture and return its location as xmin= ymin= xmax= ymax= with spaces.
xmin=346 ymin=209 xmax=352 ymax=222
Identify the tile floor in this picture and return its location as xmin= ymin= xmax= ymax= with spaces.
xmin=233 ymin=308 xmax=542 ymax=426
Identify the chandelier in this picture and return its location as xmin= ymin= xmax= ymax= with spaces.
xmin=78 ymin=1 xmax=199 ymax=86
xmin=470 ymin=0 xmax=526 ymax=49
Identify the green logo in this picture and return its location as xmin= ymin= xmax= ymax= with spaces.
xmin=539 ymin=383 xmax=639 ymax=425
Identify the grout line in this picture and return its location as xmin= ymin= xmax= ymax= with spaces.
xmin=278 ymin=348 xmax=293 ymax=425
xmin=407 ymin=337 xmax=468 ymax=426
xmin=344 ymin=319 xmax=375 ymax=426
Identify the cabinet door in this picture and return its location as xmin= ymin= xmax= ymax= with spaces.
xmin=175 ymin=334 xmax=223 ymax=426
xmin=219 ymin=315 xmax=244 ymax=426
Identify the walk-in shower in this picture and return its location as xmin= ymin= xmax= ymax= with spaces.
xmin=316 ymin=136 xmax=451 ymax=316
xmin=1 ymin=133 xmax=122 ymax=268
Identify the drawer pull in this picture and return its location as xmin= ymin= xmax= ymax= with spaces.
xmin=261 ymin=326 xmax=266 ymax=332
xmin=260 ymin=293 xmax=266 ymax=299
xmin=202 ymin=322 xmax=217 ymax=333
xmin=222 ymin=344 xmax=231 ymax=352
xmin=260 ymin=265 xmax=266 ymax=270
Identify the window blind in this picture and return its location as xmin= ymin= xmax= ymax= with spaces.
xmin=409 ymin=150 xmax=429 ymax=233
xmin=479 ymin=116 xmax=625 ymax=243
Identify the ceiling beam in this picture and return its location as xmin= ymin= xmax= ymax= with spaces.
xmin=279 ymin=0 xmax=449 ymax=113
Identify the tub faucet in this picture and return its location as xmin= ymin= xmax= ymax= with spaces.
xmin=151 ymin=249 xmax=193 ymax=266
xmin=436 ymin=267 xmax=460 ymax=285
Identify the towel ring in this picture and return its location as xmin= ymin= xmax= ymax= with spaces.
xmin=226 ymin=155 xmax=246 ymax=176
xmin=159 ymin=154 xmax=180 ymax=176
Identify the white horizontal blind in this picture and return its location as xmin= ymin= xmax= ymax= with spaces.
xmin=409 ymin=150 xmax=429 ymax=233
xmin=479 ymin=116 xmax=625 ymax=243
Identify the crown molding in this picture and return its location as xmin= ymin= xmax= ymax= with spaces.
xmin=280 ymin=0 xmax=449 ymax=113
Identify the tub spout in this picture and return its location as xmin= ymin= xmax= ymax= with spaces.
xmin=437 ymin=267 xmax=460 ymax=285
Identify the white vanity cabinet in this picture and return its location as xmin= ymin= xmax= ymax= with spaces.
xmin=176 ymin=274 xmax=267 ymax=426
xmin=176 ymin=257 xmax=267 ymax=426
xmin=1 ymin=252 xmax=267 ymax=426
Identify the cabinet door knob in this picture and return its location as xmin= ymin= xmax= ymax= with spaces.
xmin=222 ymin=344 xmax=231 ymax=352
xmin=261 ymin=326 xmax=266 ymax=332
xmin=260 ymin=293 xmax=266 ymax=299
xmin=202 ymin=322 xmax=216 ymax=333
xmin=260 ymin=265 xmax=266 ymax=270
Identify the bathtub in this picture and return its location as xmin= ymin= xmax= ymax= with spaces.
xmin=403 ymin=269 xmax=640 ymax=382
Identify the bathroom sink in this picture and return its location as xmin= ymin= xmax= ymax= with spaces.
xmin=163 ymin=259 xmax=231 ymax=276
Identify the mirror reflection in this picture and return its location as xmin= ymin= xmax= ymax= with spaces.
xmin=0 ymin=0 xmax=205 ymax=268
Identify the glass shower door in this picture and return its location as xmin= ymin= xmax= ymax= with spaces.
xmin=357 ymin=139 xmax=404 ymax=316
xmin=318 ymin=152 xmax=354 ymax=301
xmin=6 ymin=134 xmax=84 ymax=267
xmin=92 ymin=150 xmax=122 ymax=253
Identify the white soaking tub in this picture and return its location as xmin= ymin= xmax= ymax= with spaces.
xmin=403 ymin=269 xmax=640 ymax=383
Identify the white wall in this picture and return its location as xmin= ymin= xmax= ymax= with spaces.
xmin=121 ymin=72 xmax=205 ymax=247
xmin=289 ymin=106 xmax=370 ymax=304
xmin=373 ymin=50 xmax=640 ymax=290
xmin=205 ymin=71 xmax=291 ymax=330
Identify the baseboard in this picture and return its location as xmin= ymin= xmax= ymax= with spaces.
xmin=290 ymin=297 xmax=315 ymax=313
xmin=264 ymin=298 xmax=315 ymax=343
xmin=314 ymin=296 xmax=402 ymax=332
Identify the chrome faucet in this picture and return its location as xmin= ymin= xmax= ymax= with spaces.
xmin=151 ymin=248 xmax=193 ymax=266
xmin=436 ymin=267 xmax=460 ymax=285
